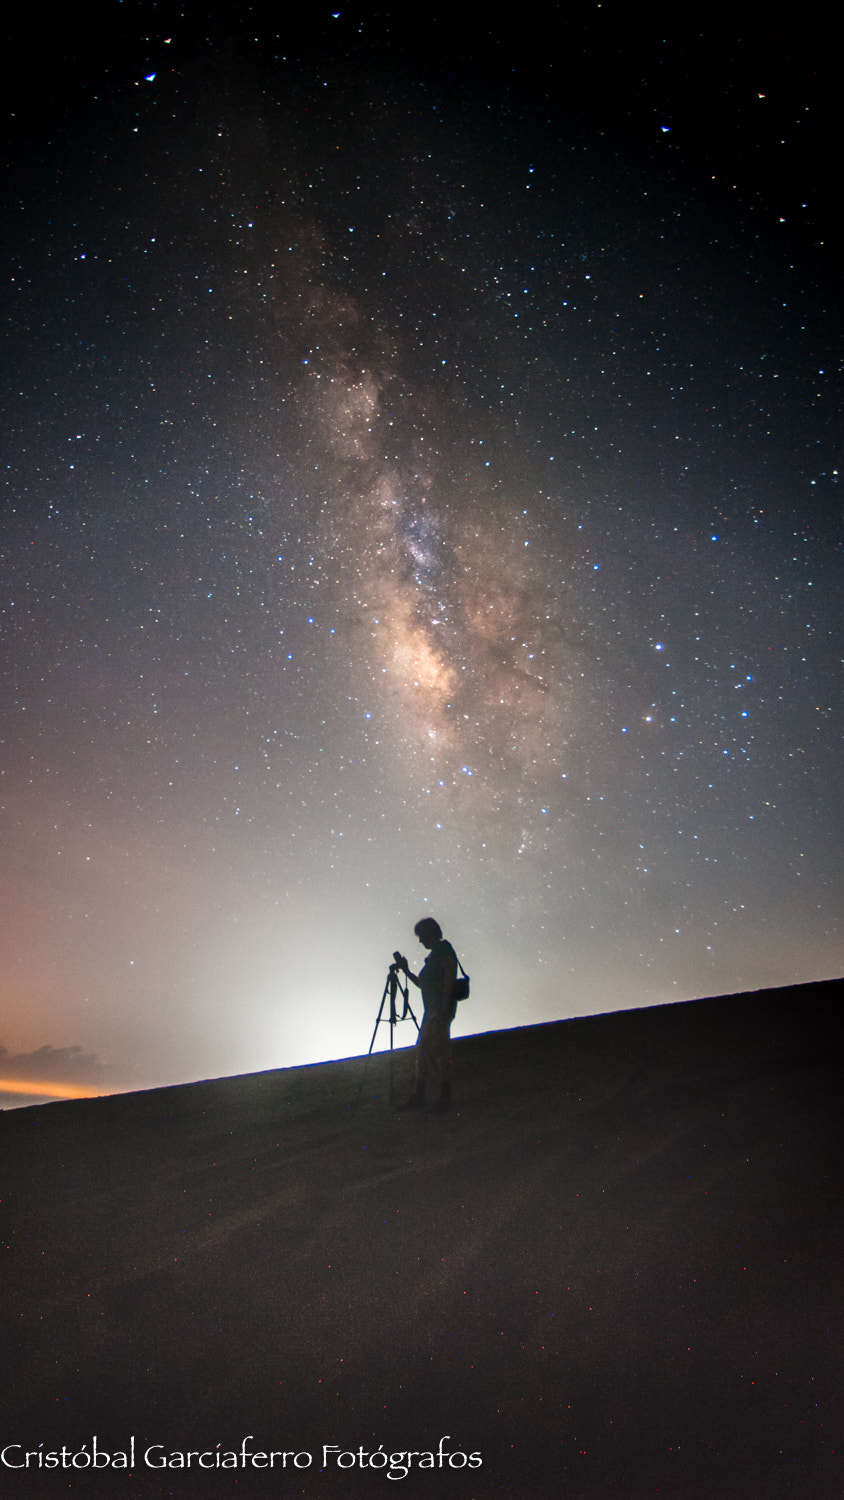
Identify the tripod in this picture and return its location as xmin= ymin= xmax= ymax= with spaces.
xmin=366 ymin=960 xmax=420 ymax=1103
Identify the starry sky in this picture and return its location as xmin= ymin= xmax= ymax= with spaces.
xmin=1 ymin=4 xmax=841 ymax=1105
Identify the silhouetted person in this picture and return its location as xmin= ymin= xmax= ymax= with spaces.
xmin=395 ymin=917 xmax=458 ymax=1111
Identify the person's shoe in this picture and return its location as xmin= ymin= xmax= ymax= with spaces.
xmin=398 ymin=1089 xmax=425 ymax=1111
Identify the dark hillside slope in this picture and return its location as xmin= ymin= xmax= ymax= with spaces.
xmin=2 ymin=980 xmax=842 ymax=1498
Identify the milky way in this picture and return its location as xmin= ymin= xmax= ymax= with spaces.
xmin=1 ymin=7 xmax=840 ymax=1102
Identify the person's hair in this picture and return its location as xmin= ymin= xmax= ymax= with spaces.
xmin=414 ymin=917 xmax=442 ymax=942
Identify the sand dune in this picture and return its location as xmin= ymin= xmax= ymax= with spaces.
xmin=2 ymin=980 xmax=841 ymax=1497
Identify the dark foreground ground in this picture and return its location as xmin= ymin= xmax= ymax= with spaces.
xmin=2 ymin=981 xmax=842 ymax=1499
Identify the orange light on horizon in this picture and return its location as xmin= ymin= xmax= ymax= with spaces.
xmin=0 ymin=1077 xmax=102 ymax=1101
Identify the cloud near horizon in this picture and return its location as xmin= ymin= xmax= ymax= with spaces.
xmin=0 ymin=1043 xmax=112 ymax=1105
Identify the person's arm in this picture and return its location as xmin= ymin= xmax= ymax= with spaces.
xmin=395 ymin=953 xmax=422 ymax=988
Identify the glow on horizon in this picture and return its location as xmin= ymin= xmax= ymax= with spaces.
xmin=0 ymin=1078 xmax=104 ymax=1102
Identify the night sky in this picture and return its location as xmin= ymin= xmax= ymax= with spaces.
xmin=2 ymin=4 xmax=840 ymax=1105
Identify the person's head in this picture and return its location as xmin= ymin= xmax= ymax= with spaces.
xmin=414 ymin=917 xmax=442 ymax=949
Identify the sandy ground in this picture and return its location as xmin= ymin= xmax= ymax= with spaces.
xmin=2 ymin=980 xmax=842 ymax=1498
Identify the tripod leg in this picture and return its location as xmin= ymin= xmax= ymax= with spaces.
xmin=355 ymin=967 xmax=417 ymax=1109
xmin=367 ymin=976 xmax=393 ymax=1056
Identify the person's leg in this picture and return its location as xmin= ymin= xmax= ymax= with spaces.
xmin=429 ymin=1015 xmax=452 ymax=1108
xmin=399 ymin=1014 xmax=453 ymax=1109
xmin=398 ymin=1018 xmax=431 ymax=1108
